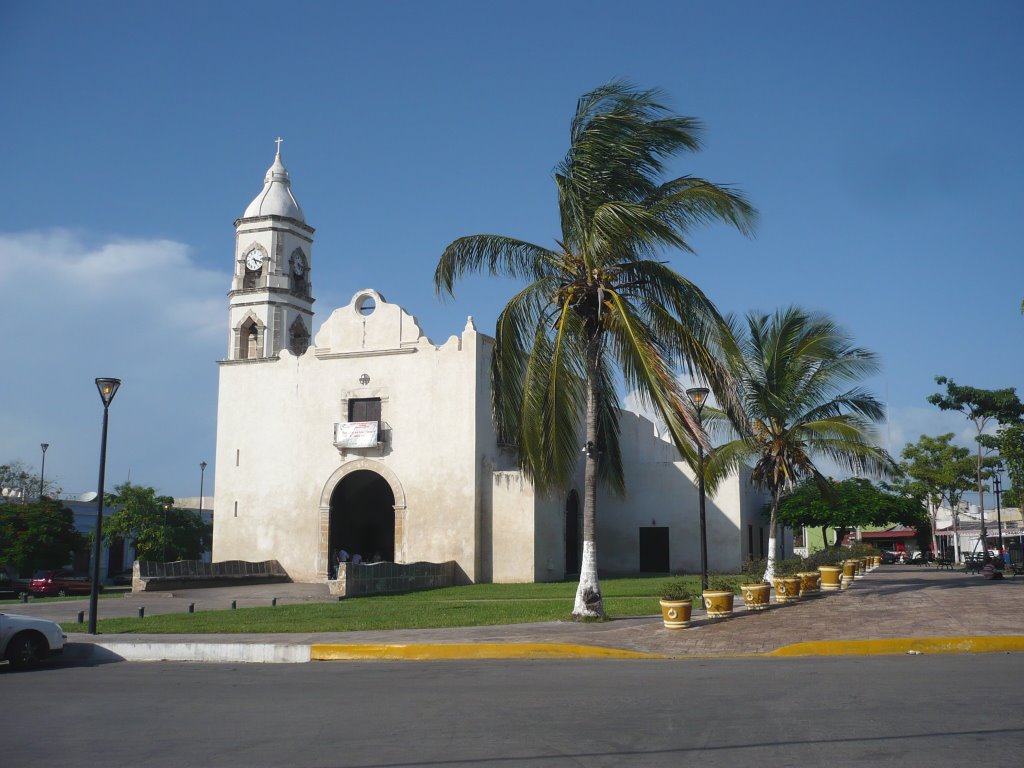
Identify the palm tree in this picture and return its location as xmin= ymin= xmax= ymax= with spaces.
xmin=435 ymin=82 xmax=756 ymax=617
xmin=708 ymin=307 xmax=897 ymax=580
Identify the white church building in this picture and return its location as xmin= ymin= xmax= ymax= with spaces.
xmin=212 ymin=147 xmax=771 ymax=585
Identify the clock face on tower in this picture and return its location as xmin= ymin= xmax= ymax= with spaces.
xmin=293 ymin=252 xmax=307 ymax=276
xmin=245 ymin=249 xmax=265 ymax=272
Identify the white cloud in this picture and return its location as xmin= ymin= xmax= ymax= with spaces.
xmin=0 ymin=230 xmax=226 ymax=496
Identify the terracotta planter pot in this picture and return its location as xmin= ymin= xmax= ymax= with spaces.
xmin=841 ymin=560 xmax=857 ymax=589
xmin=702 ymin=590 xmax=735 ymax=618
xmin=772 ymin=576 xmax=802 ymax=603
xmin=818 ymin=565 xmax=842 ymax=591
xmin=740 ymin=583 xmax=771 ymax=611
xmin=797 ymin=571 xmax=821 ymax=596
xmin=659 ymin=598 xmax=693 ymax=629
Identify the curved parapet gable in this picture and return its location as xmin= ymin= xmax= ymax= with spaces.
xmin=314 ymin=289 xmax=432 ymax=357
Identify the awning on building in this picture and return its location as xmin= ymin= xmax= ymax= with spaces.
xmin=860 ymin=527 xmax=917 ymax=540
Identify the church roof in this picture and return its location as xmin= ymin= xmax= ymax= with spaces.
xmin=242 ymin=142 xmax=305 ymax=221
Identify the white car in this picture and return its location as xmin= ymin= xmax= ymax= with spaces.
xmin=0 ymin=612 xmax=66 ymax=670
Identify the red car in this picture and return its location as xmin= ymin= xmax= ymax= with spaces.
xmin=29 ymin=570 xmax=97 ymax=597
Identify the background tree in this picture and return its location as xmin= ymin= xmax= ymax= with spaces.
xmin=928 ymin=377 xmax=1024 ymax=559
xmin=0 ymin=461 xmax=62 ymax=503
xmin=0 ymin=498 xmax=84 ymax=576
xmin=103 ymin=482 xmax=211 ymax=562
xmin=776 ymin=477 xmax=927 ymax=552
xmin=435 ymin=82 xmax=756 ymax=618
xmin=998 ymin=422 xmax=1024 ymax=510
xmin=708 ymin=307 xmax=896 ymax=580
xmin=901 ymin=433 xmax=977 ymax=559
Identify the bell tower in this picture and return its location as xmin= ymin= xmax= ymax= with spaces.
xmin=227 ymin=138 xmax=315 ymax=361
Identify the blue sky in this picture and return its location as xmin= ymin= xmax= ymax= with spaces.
xmin=2 ymin=1 xmax=1022 ymax=498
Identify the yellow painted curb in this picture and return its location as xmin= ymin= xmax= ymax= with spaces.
xmin=769 ymin=636 xmax=1024 ymax=657
xmin=311 ymin=642 xmax=666 ymax=661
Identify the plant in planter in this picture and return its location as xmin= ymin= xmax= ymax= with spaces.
xmin=772 ymin=557 xmax=804 ymax=603
xmin=812 ymin=550 xmax=844 ymax=591
xmin=659 ymin=579 xmax=694 ymax=629
xmin=840 ymin=557 xmax=858 ymax=588
xmin=795 ymin=558 xmax=822 ymax=597
xmin=739 ymin=558 xmax=771 ymax=611
xmin=800 ymin=548 xmax=844 ymax=591
xmin=803 ymin=548 xmax=844 ymax=568
xmin=702 ymin=574 xmax=738 ymax=618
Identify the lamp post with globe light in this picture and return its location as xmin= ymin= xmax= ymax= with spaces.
xmin=685 ymin=387 xmax=710 ymax=592
xmin=89 ymin=378 xmax=120 ymax=635
xmin=39 ymin=443 xmax=49 ymax=499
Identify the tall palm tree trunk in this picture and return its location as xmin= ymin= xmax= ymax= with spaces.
xmin=763 ymin=490 xmax=781 ymax=582
xmin=573 ymin=338 xmax=604 ymax=618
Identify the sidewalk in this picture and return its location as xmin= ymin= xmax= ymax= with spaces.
xmin=29 ymin=565 xmax=1024 ymax=663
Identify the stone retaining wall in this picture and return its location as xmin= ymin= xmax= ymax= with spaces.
xmin=133 ymin=559 xmax=289 ymax=591
xmin=329 ymin=560 xmax=455 ymax=597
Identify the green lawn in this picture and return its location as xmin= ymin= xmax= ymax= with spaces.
xmin=91 ymin=575 xmax=710 ymax=634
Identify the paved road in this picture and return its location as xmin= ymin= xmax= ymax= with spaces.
xmin=4 ymin=654 xmax=1023 ymax=767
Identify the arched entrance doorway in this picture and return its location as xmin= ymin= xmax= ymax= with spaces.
xmin=329 ymin=470 xmax=396 ymax=566
xmin=564 ymin=490 xmax=581 ymax=576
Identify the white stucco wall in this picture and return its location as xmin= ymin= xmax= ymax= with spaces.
xmin=564 ymin=412 xmax=770 ymax=576
xmin=214 ymin=290 xmax=490 ymax=583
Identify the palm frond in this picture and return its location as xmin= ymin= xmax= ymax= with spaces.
xmin=602 ymin=289 xmax=706 ymax=459
xmin=435 ymin=235 xmax=561 ymax=297
xmin=491 ymin=279 xmax=559 ymax=445
xmin=646 ymin=176 xmax=758 ymax=238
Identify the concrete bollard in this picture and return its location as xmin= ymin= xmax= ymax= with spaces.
xmin=138 ymin=607 xmax=145 ymax=619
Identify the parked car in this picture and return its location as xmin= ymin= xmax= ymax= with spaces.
xmin=0 ymin=566 xmax=32 ymax=600
xmin=0 ymin=612 xmax=66 ymax=670
xmin=29 ymin=569 xmax=97 ymax=597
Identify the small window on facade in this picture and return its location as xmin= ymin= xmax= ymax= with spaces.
xmin=348 ymin=398 xmax=381 ymax=424
xmin=356 ymin=294 xmax=376 ymax=316
xmin=289 ymin=317 xmax=309 ymax=356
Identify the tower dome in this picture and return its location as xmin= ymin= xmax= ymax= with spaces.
xmin=242 ymin=139 xmax=305 ymax=221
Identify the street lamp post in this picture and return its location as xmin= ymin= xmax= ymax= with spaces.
xmin=993 ymin=464 xmax=1004 ymax=557
xmin=39 ymin=443 xmax=49 ymax=499
xmin=89 ymin=378 xmax=121 ymax=635
xmin=162 ymin=502 xmax=171 ymax=562
xmin=199 ymin=461 xmax=207 ymax=518
xmin=686 ymin=387 xmax=710 ymax=592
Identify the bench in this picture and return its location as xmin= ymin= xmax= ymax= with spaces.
xmin=963 ymin=556 xmax=984 ymax=574
xmin=1010 ymin=563 xmax=1024 ymax=580
xmin=932 ymin=558 xmax=954 ymax=571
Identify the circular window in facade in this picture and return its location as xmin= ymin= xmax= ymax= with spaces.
xmin=356 ymin=294 xmax=377 ymax=316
